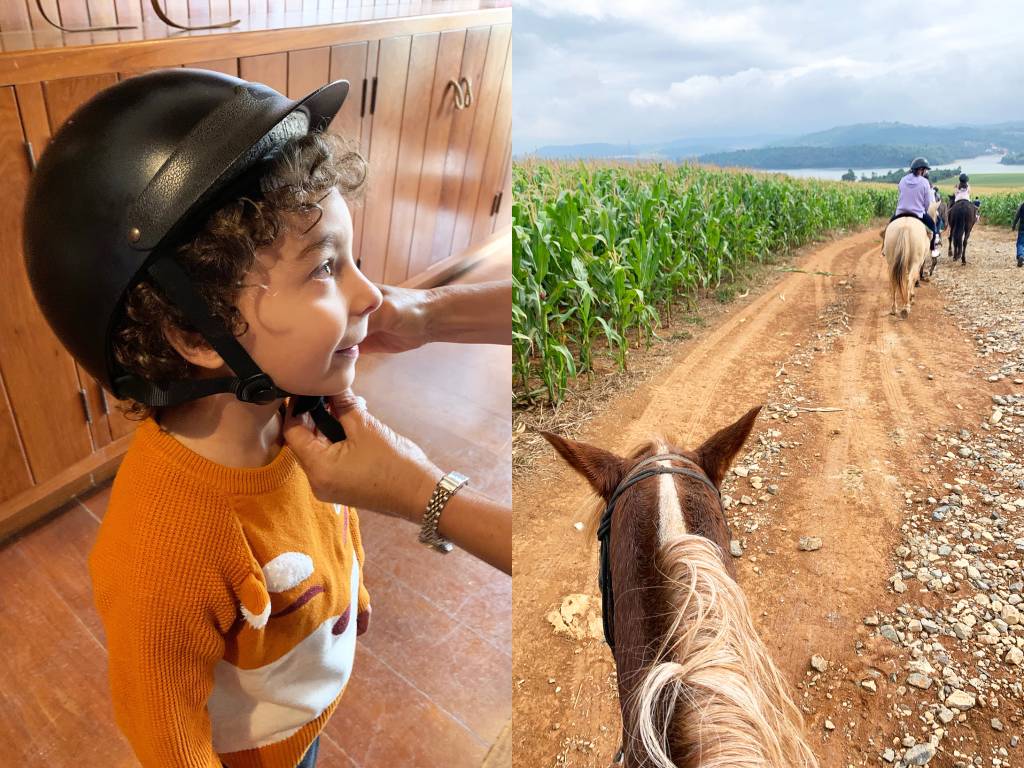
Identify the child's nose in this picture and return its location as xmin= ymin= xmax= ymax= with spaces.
xmin=353 ymin=280 xmax=383 ymax=318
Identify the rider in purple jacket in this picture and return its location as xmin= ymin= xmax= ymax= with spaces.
xmin=889 ymin=157 xmax=938 ymax=249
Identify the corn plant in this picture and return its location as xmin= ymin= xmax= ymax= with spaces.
xmin=513 ymin=160 xmax=898 ymax=404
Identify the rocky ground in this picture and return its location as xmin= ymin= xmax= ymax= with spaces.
xmin=513 ymin=225 xmax=1024 ymax=768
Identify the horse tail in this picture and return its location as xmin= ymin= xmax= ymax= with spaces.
xmin=628 ymin=534 xmax=818 ymax=768
xmin=890 ymin=224 xmax=910 ymax=308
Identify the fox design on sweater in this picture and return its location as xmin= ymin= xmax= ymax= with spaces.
xmin=208 ymin=505 xmax=361 ymax=754
xmin=88 ymin=418 xmax=372 ymax=768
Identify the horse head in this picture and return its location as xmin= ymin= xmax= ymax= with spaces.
xmin=541 ymin=406 xmax=817 ymax=768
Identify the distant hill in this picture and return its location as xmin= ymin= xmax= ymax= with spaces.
xmin=520 ymin=121 xmax=1024 ymax=170
xmin=522 ymin=134 xmax=792 ymax=161
xmin=698 ymin=144 xmax=964 ymax=170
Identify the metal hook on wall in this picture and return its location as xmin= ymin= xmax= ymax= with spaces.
xmin=446 ymin=78 xmax=466 ymax=110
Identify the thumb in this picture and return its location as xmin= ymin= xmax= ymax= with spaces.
xmin=282 ymin=405 xmax=330 ymax=461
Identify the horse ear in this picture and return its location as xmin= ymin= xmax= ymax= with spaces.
xmin=539 ymin=430 xmax=624 ymax=498
xmin=695 ymin=405 xmax=763 ymax=488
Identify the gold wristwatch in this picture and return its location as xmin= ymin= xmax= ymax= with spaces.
xmin=418 ymin=471 xmax=469 ymax=553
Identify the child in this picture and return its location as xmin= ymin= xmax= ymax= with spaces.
xmin=954 ymin=172 xmax=972 ymax=203
xmin=21 ymin=69 xmax=381 ymax=767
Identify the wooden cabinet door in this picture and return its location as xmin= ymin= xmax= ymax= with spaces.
xmin=0 ymin=81 xmax=101 ymax=496
xmin=430 ymin=25 xmax=490 ymax=267
xmin=494 ymin=134 xmax=512 ymax=233
xmin=382 ymin=32 xmax=442 ymax=284
xmin=358 ymin=35 xmax=411 ymax=283
xmin=406 ymin=28 xmax=466 ymax=280
xmin=449 ymin=23 xmax=511 ymax=258
xmin=470 ymin=30 xmax=512 ymax=246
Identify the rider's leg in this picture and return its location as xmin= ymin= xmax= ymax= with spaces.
xmin=922 ymin=212 xmax=938 ymax=249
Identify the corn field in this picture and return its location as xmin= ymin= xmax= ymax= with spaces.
xmin=976 ymin=192 xmax=1024 ymax=227
xmin=513 ymin=161 xmax=898 ymax=404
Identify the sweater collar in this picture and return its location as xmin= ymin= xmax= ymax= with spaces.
xmin=136 ymin=417 xmax=299 ymax=494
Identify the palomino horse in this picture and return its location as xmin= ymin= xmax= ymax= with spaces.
xmin=542 ymin=407 xmax=817 ymax=768
xmin=947 ymin=199 xmax=977 ymax=265
xmin=882 ymin=209 xmax=932 ymax=318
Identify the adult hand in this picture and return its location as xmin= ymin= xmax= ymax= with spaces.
xmin=360 ymin=285 xmax=432 ymax=354
xmin=282 ymin=391 xmax=443 ymax=524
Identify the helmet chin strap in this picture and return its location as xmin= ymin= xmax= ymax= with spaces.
xmin=112 ymin=253 xmax=347 ymax=442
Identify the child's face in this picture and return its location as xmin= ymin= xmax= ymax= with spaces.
xmin=232 ymin=187 xmax=382 ymax=397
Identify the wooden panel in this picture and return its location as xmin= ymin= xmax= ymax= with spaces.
xmin=210 ymin=0 xmax=233 ymax=26
xmin=406 ymin=27 xmax=464 ymax=279
xmin=430 ymin=24 xmax=487 ymax=265
xmin=0 ymin=9 xmax=510 ymax=86
xmin=187 ymin=0 xmax=212 ymax=27
xmin=286 ymin=45 xmax=330 ymax=99
xmin=450 ymin=22 xmax=508 ymax=256
xmin=0 ymin=0 xmax=31 ymax=33
xmin=494 ymin=131 xmax=511 ymax=232
xmin=113 ymin=0 xmax=144 ymax=34
xmin=328 ymin=40 xmax=368 ymax=267
xmin=239 ymin=50 xmax=287 ymax=92
xmin=189 ymin=57 xmax=239 ymax=76
xmin=382 ymin=31 xmax=438 ymax=284
xmin=0 ymin=353 xmax=32 ymax=505
xmin=105 ymin=393 xmax=137 ymax=440
xmin=470 ymin=29 xmax=510 ymax=245
xmin=358 ymin=33 xmax=410 ymax=283
xmin=0 ymin=84 xmax=94 ymax=485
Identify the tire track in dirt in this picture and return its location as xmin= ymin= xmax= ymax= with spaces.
xmin=512 ymin=226 xmax=989 ymax=767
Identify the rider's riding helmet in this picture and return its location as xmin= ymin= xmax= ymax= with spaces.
xmin=22 ymin=68 xmax=351 ymax=441
xmin=959 ymin=173 xmax=969 ymax=183
xmin=910 ymin=157 xmax=931 ymax=172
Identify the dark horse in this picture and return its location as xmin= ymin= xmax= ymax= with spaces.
xmin=948 ymin=199 xmax=977 ymax=265
xmin=542 ymin=407 xmax=817 ymax=768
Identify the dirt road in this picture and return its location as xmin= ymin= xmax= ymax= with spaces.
xmin=512 ymin=225 xmax=1024 ymax=767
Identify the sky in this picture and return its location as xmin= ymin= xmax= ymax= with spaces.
xmin=513 ymin=0 xmax=1024 ymax=154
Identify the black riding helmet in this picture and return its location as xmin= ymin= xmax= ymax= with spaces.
xmin=910 ymin=157 xmax=931 ymax=171
xmin=959 ymin=173 xmax=969 ymax=183
xmin=23 ymin=68 xmax=349 ymax=441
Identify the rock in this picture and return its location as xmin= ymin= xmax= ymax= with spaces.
xmin=798 ymin=536 xmax=822 ymax=551
xmin=880 ymin=624 xmax=900 ymax=643
xmin=810 ymin=654 xmax=828 ymax=673
xmin=860 ymin=679 xmax=877 ymax=692
xmin=907 ymin=672 xmax=933 ymax=690
xmin=958 ymin=447 xmax=973 ymax=457
xmin=729 ymin=540 xmax=743 ymax=557
xmin=740 ymin=495 xmax=754 ymax=506
xmin=903 ymin=743 xmax=936 ymax=765
xmin=882 ymin=748 xmax=896 ymax=763
xmin=992 ymin=718 xmax=1004 ymax=731
xmin=1005 ymin=647 xmax=1024 ymax=666
xmin=938 ymin=706 xmax=956 ymax=724
xmin=573 ymin=521 xmax=584 ymax=531
xmin=946 ymin=689 xmax=976 ymax=710
xmin=824 ymin=719 xmax=835 ymax=731
xmin=734 ymin=466 xmax=749 ymax=477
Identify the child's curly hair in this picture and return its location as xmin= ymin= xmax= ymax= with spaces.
xmin=111 ymin=130 xmax=366 ymax=422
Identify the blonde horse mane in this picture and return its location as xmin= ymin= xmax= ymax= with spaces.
xmin=628 ymin=533 xmax=818 ymax=768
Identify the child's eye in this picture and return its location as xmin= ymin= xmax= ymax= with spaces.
xmin=312 ymin=258 xmax=337 ymax=280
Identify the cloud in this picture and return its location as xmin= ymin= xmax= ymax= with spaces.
xmin=513 ymin=1 xmax=1024 ymax=153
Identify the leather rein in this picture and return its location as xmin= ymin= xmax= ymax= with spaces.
xmin=596 ymin=453 xmax=722 ymax=652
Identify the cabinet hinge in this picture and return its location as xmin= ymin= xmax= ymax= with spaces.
xmin=79 ymin=389 xmax=93 ymax=425
xmin=24 ymin=141 xmax=37 ymax=173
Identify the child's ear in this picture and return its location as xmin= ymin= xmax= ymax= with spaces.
xmin=539 ymin=430 xmax=624 ymax=498
xmin=163 ymin=325 xmax=226 ymax=371
xmin=695 ymin=405 xmax=763 ymax=489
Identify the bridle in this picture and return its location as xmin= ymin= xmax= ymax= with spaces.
xmin=597 ymin=453 xmax=722 ymax=652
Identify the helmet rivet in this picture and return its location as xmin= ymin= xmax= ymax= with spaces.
xmin=128 ymin=227 xmax=141 ymax=243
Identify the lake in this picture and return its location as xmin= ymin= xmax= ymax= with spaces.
xmin=763 ymin=153 xmax=1018 ymax=180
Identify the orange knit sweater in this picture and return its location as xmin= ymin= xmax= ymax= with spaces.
xmin=88 ymin=417 xmax=371 ymax=767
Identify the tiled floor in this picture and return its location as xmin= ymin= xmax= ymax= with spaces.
xmin=0 ymin=249 xmax=511 ymax=767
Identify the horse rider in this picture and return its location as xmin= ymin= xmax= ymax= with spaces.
xmin=954 ymin=173 xmax=971 ymax=203
xmin=888 ymin=157 xmax=939 ymax=250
